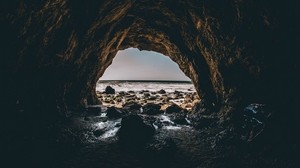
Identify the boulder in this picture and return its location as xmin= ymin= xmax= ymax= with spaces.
xmin=165 ymin=103 xmax=182 ymax=114
xmin=157 ymin=89 xmax=166 ymax=94
xmin=86 ymin=105 xmax=102 ymax=116
xmin=104 ymin=86 xmax=115 ymax=94
xmin=172 ymin=114 xmax=189 ymax=125
xmin=123 ymin=101 xmax=142 ymax=111
xmin=93 ymin=129 xmax=105 ymax=137
xmin=106 ymin=106 xmax=123 ymax=119
xmin=143 ymin=103 xmax=162 ymax=115
xmin=118 ymin=115 xmax=155 ymax=146
xmin=147 ymin=96 xmax=157 ymax=101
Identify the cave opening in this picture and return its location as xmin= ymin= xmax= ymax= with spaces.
xmin=95 ymin=48 xmax=198 ymax=110
xmin=2 ymin=1 xmax=299 ymax=167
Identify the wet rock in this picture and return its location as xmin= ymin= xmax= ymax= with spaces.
xmin=157 ymin=89 xmax=166 ymax=94
xmin=172 ymin=114 xmax=189 ymax=125
xmin=241 ymin=104 xmax=271 ymax=142
xmin=118 ymin=115 xmax=155 ymax=146
xmin=104 ymin=86 xmax=115 ymax=94
xmin=145 ymin=138 xmax=176 ymax=158
xmin=165 ymin=103 xmax=182 ymax=114
xmin=115 ymin=97 xmax=122 ymax=103
xmin=93 ymin=129 xmax=105 ymax=137
xmin=86 ymin=105 xmax=102 ymax=116
xmin=123 ymin=101 xmax=142 ymax=111
xmin=84 ymin=116 xmax=92 ymax=121
xmin=144 ymin=92 xmax=150 ymax=97
xmin=148 ymin=96 xmax=157 ymax=101
xmin=106 ymin=106 xmax=123 ymax=119
xmin=143 ymin=103 xmax=162 ymax=115
xmin=128 ymin=90 xmax=135 ymax=94
xmin=118 ymin=91 xmax=126 ymax=96
xmin=190 ymin=115 xmax=217 ymax=129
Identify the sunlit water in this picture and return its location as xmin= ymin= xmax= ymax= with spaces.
xmin=93 ymin=113 xmax=190 ymax=141
xmin=96 ymin=80 xmax=195 ymax=93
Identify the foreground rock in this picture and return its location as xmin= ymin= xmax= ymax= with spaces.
xmin=106 ymin=106 xmax=123 ymax=119
xmin=86 ymin=105 xmax=102 ymax=116
xmin=143 ymin=103 xmax=162 ymax=115
xmin=165 ymin=103 xmax=182 ymax=114
xmin=157 ymin=89 xmax=166 ymax=94
xmin=104 ymin=86 xmax=115 ymax=94
xmin=118 ymin=115 xmax=155 ymax=147
xmin=123 ymin=101 xmax=142 ymax=112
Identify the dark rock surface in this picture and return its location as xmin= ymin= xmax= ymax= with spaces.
xmin=118 ymin=115 xmax=155 ymax=147
xmin=86 ymin=106 xmax=102 ymax=116
xmin=165 ymin=103 xmax=183 ymax=114
xmin=106 ymin=106 xmax=123 ymax=119
xmin=104 ymin=86 xmax=115 ymax=94
xmin=143 ymin=103 xmax=162 ymax=115
xmin=1 ymin=1 xmax=300 ymax=167
xmin=157 ymin=89 xmax=166 ymax=94
xmin=122 ymin=102 xmax=142 ymax=111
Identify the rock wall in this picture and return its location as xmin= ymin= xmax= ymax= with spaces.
xmin=1 ymin=0 xmax=299 ymax=134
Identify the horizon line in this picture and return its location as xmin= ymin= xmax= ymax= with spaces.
xmin=98 ymin=79 xmax=192 ymax=82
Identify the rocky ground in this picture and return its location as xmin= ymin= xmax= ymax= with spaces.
xmin=97 ymin=86 xmax=200 ymax=111
xmin=50 ymin=87 xmax=297 ymax=168
xmin=2 ymin=87 xmax=298 ymax=168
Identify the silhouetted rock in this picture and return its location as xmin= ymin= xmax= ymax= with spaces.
xmin=157 ymin=89 xmax=166 ymax=94
xmin=106 ymin=106 xmax=122 ymax=119
xmin=172 ymin=114 xmax=189 ymax=125
xmin=190 ymin=115 xmax=217 ymax=129
xmin=148 ymin=96 xmax=157 ymax=100
xmin=165 ymin=104 xmax=182 ymax=114
xmin=241 ymin=104 xmax=271 ymax=142
xmin=104 ymin=86 xmax=115 ymax=94
xmin=123 ymin=101 xmax=142 ymax=111
xmin=118 ymin=115 xmax=155 ymax=147
xmin=143 ymin=103 xmax=162 ymax=115
xmin=86 ymin=105 xmax=102 ymax=116
xmin=93 ymin=129 xmax=105 ymax=137
xmin=144 ymin=92 xmax=150 ymax=97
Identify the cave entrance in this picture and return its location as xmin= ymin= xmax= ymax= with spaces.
xmin=96 ymin=48 xmax=198 ymax=111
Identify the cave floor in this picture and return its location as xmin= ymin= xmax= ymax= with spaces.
xmin=52 ymin=108 xmax=295 ymax=168
xmin=2 ymin=106 xmax=298 ymax=168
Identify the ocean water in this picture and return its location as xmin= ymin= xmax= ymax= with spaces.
xmin=96 ymin=80 xmax=196 ymax=93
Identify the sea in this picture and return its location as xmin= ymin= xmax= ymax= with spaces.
xmin=96 ymin=80 xmax=196 ymax=93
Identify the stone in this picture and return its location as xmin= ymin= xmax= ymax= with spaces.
xmin=147 ymin=96 xmax=157 ymax=101
xmin=104 ymin=86 xmax=115 ymax=94
xmin=144 ymin=92 xmax=151 ymax=97
xmin=106 ymin=106 xmax=123 ymax=119
xmin=143 ymin=103 xmax=162 ymax=115
xmin=157 ymin=89 xmax=166 ymax=94
xmin=86 ymin=105 xmax=102 ymax=116
xmin=165 ymin=104 xmax=182 ymax=114
xmin=172 ymin=114 xmax=189 ymax=125
xmin=93 ymin=129 xmax=105 ymax=137
xmin=118 ymin=115 xmax=155 ymax=146
xmin=123 ymin=101 xmax=142 ymax=111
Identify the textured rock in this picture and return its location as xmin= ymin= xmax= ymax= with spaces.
xmin=106 ymin=106 xmax=122 ymax=119
xmin=1 ymin=0 xmax=299 ymax=141
xmin=118 ymin=114 xmax=155 ymax=146
xmin=104 ymin=86 xmax=115 ymax=94
xmin=165 ymin=103 xmax=182 ymax=114
xmin=143 ymin=103 xmax=162 ymax=115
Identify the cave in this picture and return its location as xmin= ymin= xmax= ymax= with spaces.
xmin=1 ymin=0 xmax=299 ymax=167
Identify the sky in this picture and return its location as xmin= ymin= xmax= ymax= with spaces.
xmin=99 ymin=48 xmax=191 ymax=81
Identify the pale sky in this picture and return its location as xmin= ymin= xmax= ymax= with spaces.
xmin=99 ymin=48 xmax=191 ymax=81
